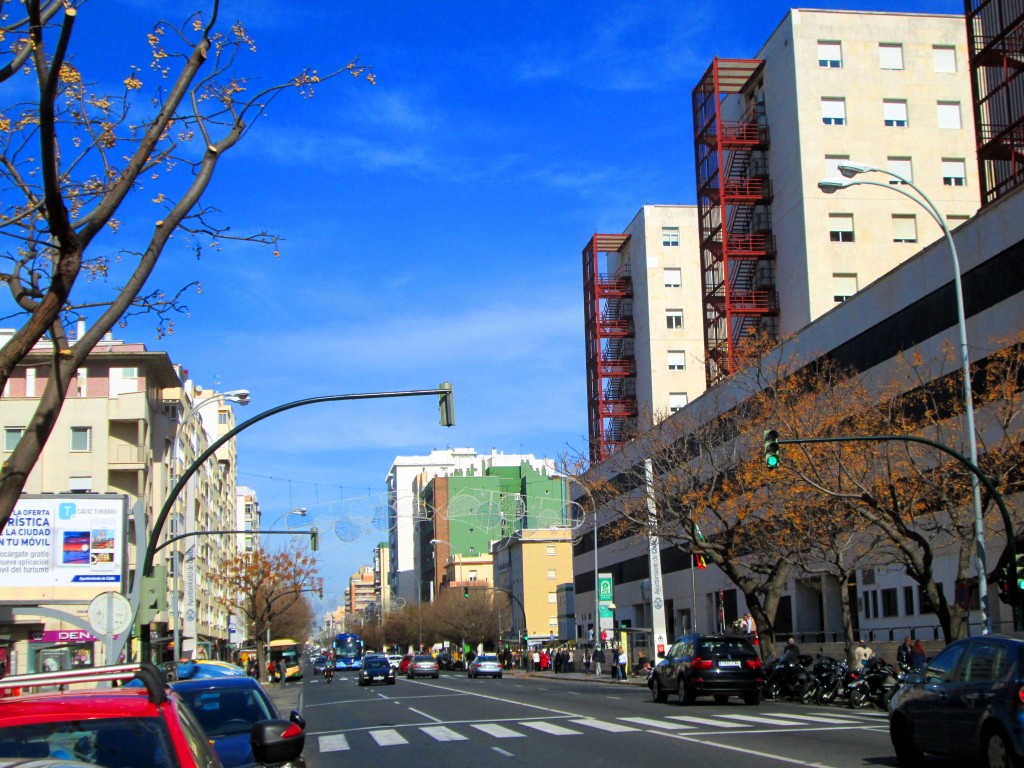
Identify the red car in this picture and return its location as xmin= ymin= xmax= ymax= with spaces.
xmin=0 ymin=663 xmax=304 ymax=768
xmin=399 ymin=654 xmax=416 ymax=673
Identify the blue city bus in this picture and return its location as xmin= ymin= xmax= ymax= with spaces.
xmin=332 ymin=633 xmax=364 ymax=670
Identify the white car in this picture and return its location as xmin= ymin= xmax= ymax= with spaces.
xmin=386 ymin=654 xmax=403 ymax=669
xmin=468 ymin=654 xmax=503 ymax=679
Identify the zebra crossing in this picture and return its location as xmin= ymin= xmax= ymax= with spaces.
xmin=315 ymin=710 xmax=886 ymax=752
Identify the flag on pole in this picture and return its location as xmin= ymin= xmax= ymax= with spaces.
xmin=693 ymin=523 xmax=708 ymax=569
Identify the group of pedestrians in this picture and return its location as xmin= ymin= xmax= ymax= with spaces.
xmin=896 ymin=636 xmax=928 ymax=670
xmin=581 ymin=646 xmax=629 ymax=680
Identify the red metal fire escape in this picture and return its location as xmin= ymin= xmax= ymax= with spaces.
xmin=692 ymin=58 xmax=777 ymax=387
xmin=966 ymin=0 xmax=1024 ymax=206
xmin=582 ymin=234 xmax=634 ymax=463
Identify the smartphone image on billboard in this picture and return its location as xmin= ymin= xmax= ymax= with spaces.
xmin=90 ymin=522 xmax=116 ymax=570
xmin=61 ymin=531 xmax=90 ymax=566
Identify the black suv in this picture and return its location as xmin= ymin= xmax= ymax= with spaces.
xmin=650 ymin=634 xmax=763 ymax=705
xmin=889 ymin=634 xmax=1024 ymax=767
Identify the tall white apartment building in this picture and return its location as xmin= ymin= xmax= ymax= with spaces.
xmin=584 ymin=9 xmax=979 ymax=461
xmin=385 ymin=448 xmax=556 ymax=604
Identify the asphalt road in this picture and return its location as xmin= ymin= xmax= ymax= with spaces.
xmin=267 ymin=668 xmax=964 ymax=768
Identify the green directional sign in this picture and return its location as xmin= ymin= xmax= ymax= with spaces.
xmin=598 ymin=574 xmax=613 ymax=602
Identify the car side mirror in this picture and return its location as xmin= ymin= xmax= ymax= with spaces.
xmin=289 ymin=710 xmax=306 ymax=729
xmin=251 ymin=719 xmax=305 ymax=765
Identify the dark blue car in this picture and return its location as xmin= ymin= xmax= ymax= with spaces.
xmin=172 ymin=676 xmax=306 ymax=768
xmin=889 ymin=634 xmax=1024 ymax=767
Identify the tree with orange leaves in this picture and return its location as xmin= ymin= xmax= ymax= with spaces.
xmin=213 ymin=546 xmax=321 ymax=677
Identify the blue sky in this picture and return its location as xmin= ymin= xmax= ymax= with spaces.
xmin=66 ymin=0 xmax=963 ymax=608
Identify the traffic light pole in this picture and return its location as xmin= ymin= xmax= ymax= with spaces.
xmin=137 ymin=387 xmax=455 ymax=663
xmin=775 ymin=434 xmax=1020 ymax=632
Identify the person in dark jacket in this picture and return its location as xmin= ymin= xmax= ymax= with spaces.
xmin=896 ymin=637 xmax=913 ymax=668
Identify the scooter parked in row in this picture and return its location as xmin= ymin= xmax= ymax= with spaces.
xmin=847 ymin=656 xmax=899 ymax=709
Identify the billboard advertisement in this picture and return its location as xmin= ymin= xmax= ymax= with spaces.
xmin=0 ymin=494 xmax=127 ymax=589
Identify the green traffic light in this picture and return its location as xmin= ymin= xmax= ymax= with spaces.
xmin=766 ymin=454 xmax=780 ymax=468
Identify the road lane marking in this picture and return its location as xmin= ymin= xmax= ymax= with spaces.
xmin=422 ymin=726 xmax=468 ymax=742
xmin=492 ymin=747 xmax=514 ymax=757
xmin=770 ymin=713 xmax=861 ymax=724
xmin=317 ymin=734 xmax=349 ymax=752
xmin=619 ymin=716 xmax=694 ymax=730
xmin=569 ymin=718 xmax=640 ymax=733
xmin=369 ymin=729 xmax=408 ymax=746
xmin=665 ymin=715 xmax=749 ymax=728
xmin=650 ymin=728 xmax=839 ymax=768
xmin=718 ymin=714 xmax=814 ymax=726
xmin=408 ymin=707 xmax=443 ymax=723
xmin=518 ymin=721 xmax=582 ymax=735
xmin=471 ymin=723 xmax=525 ymax=738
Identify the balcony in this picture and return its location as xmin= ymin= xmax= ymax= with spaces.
xmin=108 ymin=442 xmax=146 ymax=466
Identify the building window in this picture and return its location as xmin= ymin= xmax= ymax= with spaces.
xmin=469 ymin=570 xmax=478 ymax=581
xmin=919 ymin=584 xmax=940 ymax=614
xmin=863 ymin=591 xmax=872 ymax=618
xmin=662 ymin=227 xmax=680 ymax=246
xmin=828 ymin=214 xmax=855 ymax=242
xmin=883 ymin=100 xmax=908 ymax=127
xmin=69 ymin=476 xmax=92 ymax=492
xmin=663 ymin=267 xmax=681 ymax=288
xmin=70 ymin=426 xmax=92 ymax=452
xmin=818 ymin=40 xmax=842 ymax=68
xmin=937 ymin=101 xmax=962 ymax=129
xmin=76 ymin=368 xmax=87 ymax=398
xmin=668 ymin=351 xmax=686 ymax=370
xmin=549 ymin=618 xmax=558 ymax=628
xmin=942 ymin=158 xmax=967 ymax=186
xmin=666 ymin=309 xmax=683 ymax=329
xmin=4 ymin=427 xmax=23 ymax=452
xmin=546 ymin=546 xmax=555 ymax=556
xmin=669 ymin=392 xmax=688 ymax=413
xmin=887 ymin=157 xmax=912 ymax=184
xmin=25 ymin=367 xmax=36 ymax=397
xmin=904 ymin=585 xmax=916 ymax=615
xmin=825 ymin=154 xmax=850 ymax=179
xmin=821 ymin=98 xmax=846 ymax=125
xmin=218 ymin=411 xmax=230 ymax=425
xmin=933 ymin=45 xmax=957 ymax=73
xmin=120 ymin=366 xmax=139 ymax=379
xmin=892 ymin=214 xmax=918 ymax=243
xmin=833 ymin=273 xmax=858 ymax=303
xmin=947 ymin=214 xmax=969 ymax=228
xmin=547 ymin=569 xmax=557 ymax=580
xmin=548 ymin=592 xmax=557 ymax=603
xmin=881 ymin=588 xmax=899 ymax=617
xmin=879 ymin=43 xmax=904 ymax=70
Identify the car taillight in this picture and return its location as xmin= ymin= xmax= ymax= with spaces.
xmin=1018 ymin=685 xmax=1024 ymax=705
xmin=692 ymin=657 xmax=713 ymax=670
xmin=745 ymin=658 xmax=763 ymax=670
xmin=281 ymin=723 xmax=303 ymax=739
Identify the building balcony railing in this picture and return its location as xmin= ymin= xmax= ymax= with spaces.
xmin=108 ymin=442 xmax=146 ymax=465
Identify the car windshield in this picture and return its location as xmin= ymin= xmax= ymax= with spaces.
xmin=414 ymin=656 xmax=434 ymax=663
xmin=0 ymin=717 xmax=176 ymax=768
xmin=364 ymin=660 xmax=389 ymax=670
xmin=173 ymin=686 xmax=275 ymax=737
xmin=476 ymin=655 xmax=498 ymax=663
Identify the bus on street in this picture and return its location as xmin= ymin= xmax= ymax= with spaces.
xmin=332 ymin=633 xmax=363 ymax=670
xmin=268 ymin=638 xmax=303 ymax=681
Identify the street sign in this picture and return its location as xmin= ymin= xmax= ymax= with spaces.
xmin=88 ymin=591 xmax=132 ymax=636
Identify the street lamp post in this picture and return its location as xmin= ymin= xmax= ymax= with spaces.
xmin=262 ymin=508 xmax=308 ymax=547
xmin=818 ymin=163 xmax=990 ymax=634
xmin=170 ymin=388 xmax=250 ymax=660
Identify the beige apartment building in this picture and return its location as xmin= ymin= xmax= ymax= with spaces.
xmin=584 ymin=9 xmax=979 ymax=461
xmin=492 ymin=528 xmax=574 ymax=646
xmin=0 ymin=327 xmax=244 ymax=671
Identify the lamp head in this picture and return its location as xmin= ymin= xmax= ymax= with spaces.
xmin=292 ymin=507 xmax=308 ymax=517
xmin=223 ymin=389 xmax=250 ymax=406
xmin=817 ymin=178 xmax=852 ymax=194
xmin=837 ymin=161 xmax=874 ymax=179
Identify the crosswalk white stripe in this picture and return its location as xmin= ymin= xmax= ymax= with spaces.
xmin=518 ymin=721 xmax=582 ymax=735
xmin=718 ymin=714 xmax=811 ymax=726
xmin=569 ymin=718 xmax=640 ymax=733
xmin=665 ymin=715 xmax=749 ymax=728
xmin=771 ymin=713 xmax=861 ymax=724
xmin=471 ymin=723 xmax=526 ymax=738
xmin=369 ymin=729 xmax=408 ymax=746
xmin=317 ymin=734 xmax=350 ymax=752
xmin=619 ymin=716 xmax=694 ymax=730
xmin=421 ymin=726 xmax=468 ymax=742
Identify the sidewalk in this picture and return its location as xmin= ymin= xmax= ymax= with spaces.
xmin=264 ymin=678 xmax=302 ymax=715
xmin=519 ymin=670 xmax=648 ymax=686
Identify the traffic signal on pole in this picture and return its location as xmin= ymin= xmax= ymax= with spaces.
xmin=318 ymin=586 xmax=324 ymax=600
xmin=998 ymin=565 xmax=1012 ymax=604
xmin=309 ymin=527 xmax=319 ymax=552
xmin=463 ymin=586 xmax=470 ymax=599
xmin=763 ymin=430 xmax=780 ymax=469
xmin=1015 ymin=551 xmax=1024 ymax=591
xmin=439 ymin=382 xmax=455 ymax=427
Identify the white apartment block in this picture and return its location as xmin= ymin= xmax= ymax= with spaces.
xmin=585 ymin=9 xmax=979 ymax=462
xmin=385 ymin=448 xmax=556 ymax=604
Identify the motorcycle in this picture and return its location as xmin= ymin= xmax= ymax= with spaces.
xmin=809 ymin=655 xmax=841 ymax=705
xmin=761 ymin=654 xmax=814 ymax=702
xmin=324 ymin=666 xmax=334 ymax=684
xmin=847 ymin=657 xmax=898 ymax=709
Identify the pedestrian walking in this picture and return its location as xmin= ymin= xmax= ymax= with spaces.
xmin=567 ymin=648 xmax=575 ymax=673
xmin=593 ymin=647 xmax=605 ymax=677
xmin=276 ymin=661 xmax=285 ymax=683
xmin=617 ymin=648 xmax=627 ymax=681
xmin=583 ymin=649 xmax=592 ymax=676
xmin=897 ymin=637 xmax=913 ymax=668
xmin=267 ymin=660 xmax=276 ymax=684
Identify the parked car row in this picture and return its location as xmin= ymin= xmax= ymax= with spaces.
xmin=0 ymin=662 xmax=306 ymax=768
